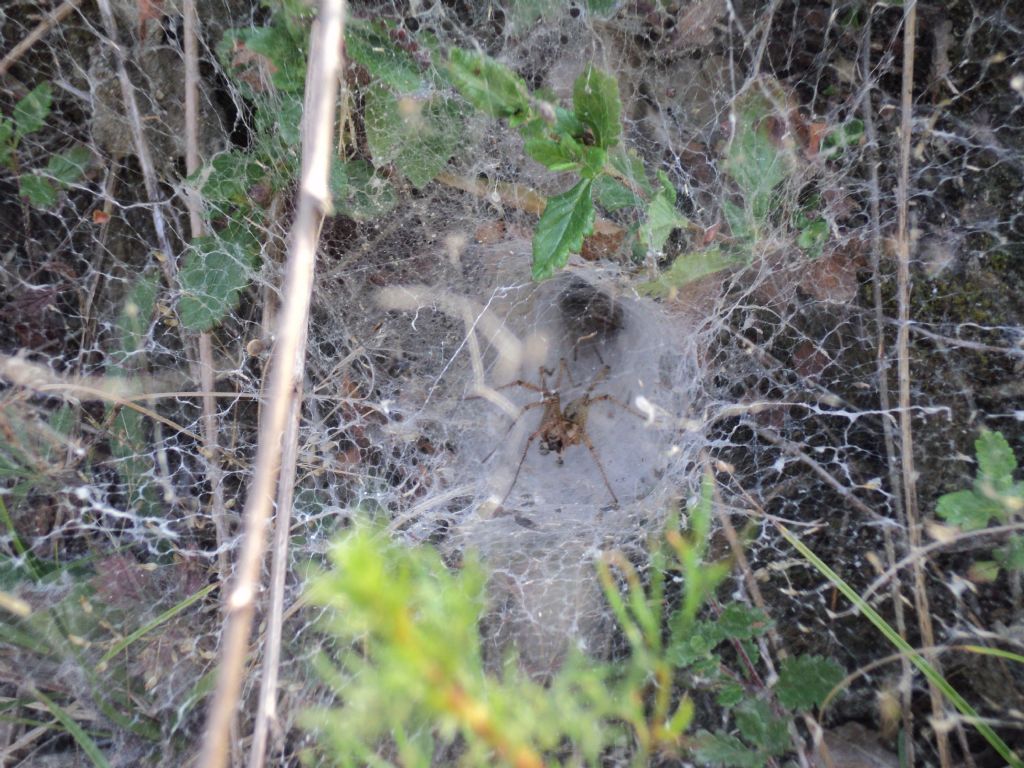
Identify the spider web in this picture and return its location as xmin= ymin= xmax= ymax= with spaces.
xmin=1 ymin=0 xmax=1023 ymax=764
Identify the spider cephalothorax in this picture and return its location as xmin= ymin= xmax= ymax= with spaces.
xmin=490 ymin=361 xmax=643 ymax=506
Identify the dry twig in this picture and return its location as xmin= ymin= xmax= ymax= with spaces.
xmin=0 ymin=0 xmax=83 ymax=77
xmin=196 ymin=2 xmax=347 ymax=766
xmin=894 ymin=3 xmax=952 ymax=766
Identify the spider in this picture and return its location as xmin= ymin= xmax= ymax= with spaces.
xmin=490 ymin=361 xmax=642 ymax=507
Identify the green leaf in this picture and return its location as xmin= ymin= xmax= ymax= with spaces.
xmin=609 ymin=149 xmax=653 ymax=196
xmin=821 ymin=118 xmax=864 ymax=157
xmin=572 ymin=64 xmax=621 ymax=149
xmin=968 ymin=559 xmax=1001 ymax=583
xmin=694 ymin=731 xmax=765 ymax=768
xmin=997 ymin=534 xmax=1024 ymax=572
xmin=637 ymin=247 xmax=738 ymax=298
xmin=716 ymin=682 xmax=745 ymax=708
xmin=640 ymin=189 xmax=688 ymax=253
xmin=329 ymin=158 xmax=398 ymax=221
xmin=237 ymin=24 xmax=307 ymax=94
xmin=585 ymin=0 xmax=619 ymax=15
xmin=592 ymin=175 xmax=640 ymax=212
xmin=797 ymin=217 xmax=828 ymax=256
xmin=19 ymin=174 xmax=57 ymax=208
xmin=524 ymin=135 xmax=583 ymax=172
xmin=199 ymin=151 xmax=265 ymax=206
xmin=448 ymin=48 xmax=531 ymax=123
xmin=724 ymin=93 xmax=791 ymax=221
xmin=718 ymin=604 xmax=771 ymax=640
xmin=33 ymin=688 xmax=112 ymax=768
xmin=667 ymin=615 xmax=726 ymax=666
xmin=936 ymin=489 xmax=1002 ymax=531
xmin=178 ymin=224 xmax=259 ymax=331
xmin=113 ymin=272 xmax=160 ymax=370
xmin=277 ymin=95 xmax=303 ymax=147
xmin=735 ymin=700 xmax=789 ymax=755
xmin=0 ymin=118 xmax=14 ymax=165
xmin=723 ymin=198 xmax=753 ymax=241
xmin=975 ymin=430 xmax=1016 ymax=490
xmin=46 ymin=145 xmax=90 ymax=186
xmin=346 ymin=20 xmax=425 ymax=92
xmin=774 ymin=654 xmax=844 ymax=710
xmin=364 ymin=84 xmax=462 ymax=188
xmin=532 ymin=178 xmax=594 ymax=280
xmin=14 ymin=83 xmax=52 ymax=138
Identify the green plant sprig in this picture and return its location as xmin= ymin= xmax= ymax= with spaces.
xmin=1 ymin=82 xmax=90 ymax=209
xmin=306 ymin=474 xmax=846 ymax=768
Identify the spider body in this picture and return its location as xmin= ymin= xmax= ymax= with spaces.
xmin=492 ymin=361 xmax=641 ymax=506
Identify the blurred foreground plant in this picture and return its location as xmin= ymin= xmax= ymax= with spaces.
xmin=303 ymin=475 xmax=843 ymax=767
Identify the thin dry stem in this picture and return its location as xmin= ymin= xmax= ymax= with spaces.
xmin=0 ymin=0 xmax=83 ymax=77
xmin=861 ymin=16 xmax=916 ymax=762
xmin=248 ymin=388 xmax=304 ymax=768
xmin=183 ymin=0 xmax=231 ymax=585
xmin=196 ymin=2 xmax=346 ymax=766
xmin=894 ymin=3 xmax=951 ymax=766
xmin=94 ymin=0 xmax=176 ymax=280
xmin=248 ymin=26 xmax=331 ymax=768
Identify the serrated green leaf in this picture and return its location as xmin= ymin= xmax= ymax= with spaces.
xmin=178 ymin=225 xmax=259 ymax=331
xmin=572 ymin=64 xmax=620 ymax=149
xmin=532 ymin=178 xmax=594 ymax=280
xmin=46 ymin=145 xmax=90 ymax=187
xmin=19 ymin=174 xmax=57 ymax=208
xmin=637 ymin=247 xmax=737 ymax=298
xmin=717 ymin=682 xmax=745 ymax=708
xmin=936 ymin=489 xmax=1002 ymax=531
xmin=592 ymin=175 xmax=640 ymax=212
xmin=448 ymin=48 xmax=531 ymax=122
xmin=735 ymin=699 xmax=789 ymax=754
xmin=718 ymin=604 xmax=771 ymax=640
xmin=775 ymin=654 xmax=844 ymax=710
xmin=695 ymin=731 xmax=766 ymax=768
xmin=364 ymin=84 xmax=462 ymax=188
xmin=14 ymin=83 xmax=52 ymax=138
xmin=346 ymin=20 xmax=425 ymax=92
xmin=668 ymin=618 xmax=726 ymax=666
xmin=640 ymin=190 xmax=688 ymax=253
xmin=976 ymin=430 xmax=1016 ymax=488
xmin=329 ymin=158 xmax=398 ymax=221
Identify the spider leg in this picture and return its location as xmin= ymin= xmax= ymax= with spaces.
xmin=579 ymin=430 xmax=619 ymax=506
xmin=585 ymin=393 xmax=647 ymax=420
xmin=555 ymin=358 xmax=576 ymax=389
xmin=502 ymin=427 xmax=544 ymax=504
xmin=481 ymin=400 xmax=547 ymax=463
xmin=581 ymin=364 xmax=611 ymax=397
xmin=495 ymin=378 xmax=545 ymax=394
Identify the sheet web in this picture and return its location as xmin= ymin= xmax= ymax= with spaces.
xmin=0 ymin=0 xmax=1022 ymax=765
